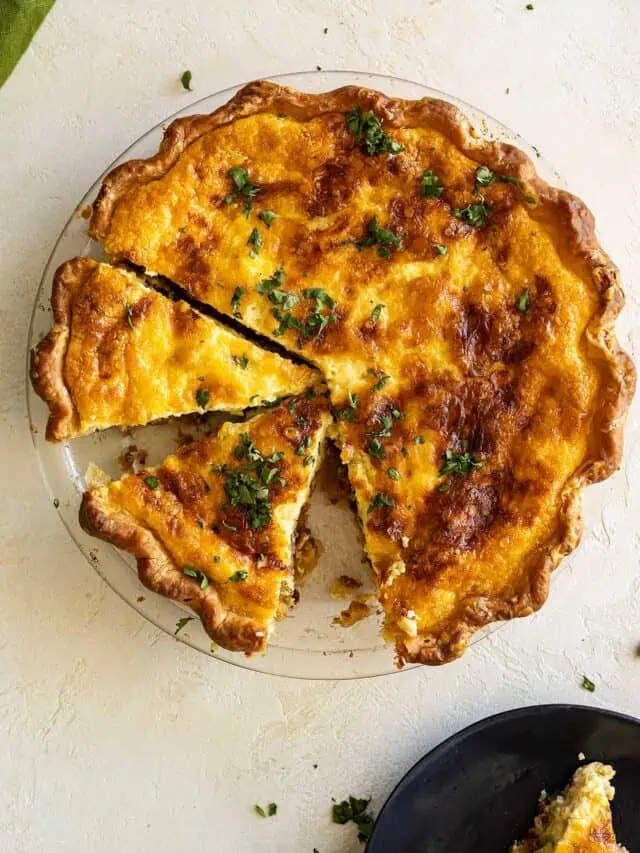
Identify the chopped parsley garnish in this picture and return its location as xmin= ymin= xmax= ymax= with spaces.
xmin=400 ymin=447 xmax=409 ymax=457
xmin=183 ymin=567 xmax=210 ymax=589
xmin=439 ymin=449 xmax=483 ymax=477
xmin=516 ymin=288 xmax=531 ymax=313
xmin=247 ymin=227 xmax=263 ymax=257
xmin=367 ymin=492 xmax=395 ymax=513
xmin=52 ymin=497 xmax=60 ymax=508
xmin=180 ymin=70 xmax=193 ymax=91
xmin=227 ymin=570 xmax=248 ymax=583
xmin=232 ymin=353 xmax=249 ymax=369
xmin=367 ymin=438 xmax=386 ymax=460
xmin=195 ymin=387 xmax=210 ymax=409
xmin=303 ymin=287 xmax=336 ymax=310
xmin=367 ymin=409 xmax=403 ymax=438
xmin=581 ymin=675 xmax=596 ymax=692
xmin=255 ymin=803 xmax=277 ymax=818
xmin=369 ymin=368 xmax=390 ymax=392
xmin=332 ymin=796 xmax=375 ymax=842
xmin=433 ymin=243 xmax=448 ymax=256
xmin=345 ymin=106 xmax=404 ymax=156
xmin=387 ymin=467 xmax=400 ymax=481
xmin=174 ymin=616 xmax=194 ymax=635
xmin=370 ymin=303 xmax=384 ymax=325
xmin=334 ymin=392 xmax=358 ymax=422
xmin=227 ymin=166 xmax=260 ymax=216
xmin=473 ymin=165 xmax=521 ymax=194
xmin=143 ymin=475 xmax=159 ymax=490
xmin=123 ymin=301 xmax=135 ymax=329
xmin=355 ymin=217 xmax=403 ymax=258
xmin=452 ymin=200 xmax=491 ymax=227
xmin=230 ymin=286 xmax=244 ymax=316
xmin=526 ymin=3 xmax=534 ymax=8
xmin=258 ymin=210 xmax=277 ymax=227
xmin=296 ymin=436 xmax=311 ymax=456
xmin=414 ymin=435 xmax=425 ymax=445
xmin=257 ymin=268 xmax=285 ymax=293
xmin=303 ymin=454 xmax=315 ymax=467
xmin=420 ymin=169 xmax=444 ymax=198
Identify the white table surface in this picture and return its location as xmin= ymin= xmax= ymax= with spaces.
xmin=1 ymin=1 xmax=639 ymax=850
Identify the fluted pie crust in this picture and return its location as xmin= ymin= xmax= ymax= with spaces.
xmin=38 ymin=80 xmax=635 ymax=664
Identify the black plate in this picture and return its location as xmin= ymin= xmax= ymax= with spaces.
xmin=366 ymin=704 xmax=640 ymax=852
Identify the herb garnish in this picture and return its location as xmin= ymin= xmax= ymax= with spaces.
xmin=414 ymin=435 xmax=425 ymax=444
xmin=355 ymin=217 xmax=403 ymax=258
xmin=387 ymin=467 xmax=400 ymax=481
xmin=258 ymin=210 xmax=277 ymax=227
xmin=143 ymin=475 xmax=159 ymax=490
xmin=227 ymin=166 xmax=260 ymax=216
xmin=174 ymin=616 xmax=194 ymax=635
xmin=439 ymin=449 xmax=483 ymax=477
xmin=247 ymin=227 xmax=263 ymax=258
xmin=195 ymin=387 xmax=210 ymax=409
xmin=369 ymin=368 xmax=390 ymax=392
xmin=180 ymin=70 xmax=193 ymax=91
xmin=367 ymin=438 xmax=386 ymax=460
xmin=296 ymin=436 xmax=311 ymax=456
xmin=123 ymin=301 xmax=135 ymax=330
xmin=433 ymin=244 xmax=448 ymax=256
xmin=581 ymin=675 xmax=596 ymax=693
xmin=370 ymin=303 xmax=385 ymax=326
xmin=255 ymin=803 xmax=277 ymax=818
xmin=516 ymin=288 xmax=531 ymax=313
xmin=420 ymin=169 xmax=444 ymax=198
xmin=452 ymin=200 xmax=491 ymax=227
xmin=52 ymin=497 xmax=60 ymax=508
xmin=332 ymin=796 xmax=375 ymax=842
xmin=230 ymin=286 xmax=244 ymax=316
xmin=233 ymin=354 xmax=249 ymax=369
xmin=183 ymin=567 xmax=210 ymax=589
xmin=367 ymin=493 xmax=395 ymax=514
xmin=366 ymin=409 xmax=403 ymax=439
xmin=303 ymin=455 xmax=315 ymax=467
xmin=227 ymin=570 xmax=248 ymax=583
xmin=474 ymin=165 xmax=521 ymax=194
xmin=345 ymin=106 xmax=404 ymax=156
xmin=334 ymin=392 xmax=358 ymax=422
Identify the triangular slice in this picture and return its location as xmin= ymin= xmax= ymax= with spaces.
xmin=511 ymin=763 xmax=628 ymax=853
xmin=31 ymin=257 xmax=319 ymax=441
xmin=80 ymin=390 xmax=331 ymax=652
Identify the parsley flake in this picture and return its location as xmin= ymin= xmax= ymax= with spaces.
xmin=474 ymin=165 xmax=522 ymax=194
xmin=52 ymin=497 xmax=60 ymax=508
xmin=255 ymin=803 xmax=277 ymax=818
xmin=183 ymin=567 xmax=210 ymax=589
xmin=180 ymin=70 xmax=193 ymax=91
xmin=227 ymin=166 xmax=260 ymax=216
xmin=516 ymin=288 xmax=531 ymax=313
xmin=367 ymin=492 xmax=395 ymax=514
xmin=195 ymin=387 xmax=210 ymax=409
xmin=355 ymin=217 xmax=403 ymax=258
xmin=296 ymin=436 xmax=311 ymax=456
xmin=369 ymin=368 xmax=390 ymax=392
xmin=123 ymin=301 xmax=135 ymax=330
xmin=174 ymin=616 xmax=194 ymax=635
xmin=258 ymin=210 xmax=277 ymax=227
xmin=332 ymin=796 xmax=375 ymax=843
xmin=247 ymin=227 xmax=263 ymax=257
xmin=334 ymin=392 xmax=358 ymax=422
xmin=387 ymin=467 xmax=400 ymax=481
xmin=230 ymin=286 xmax=244 ymax=316
xmin=233 ymin=353 xmax=249 ymax=369
xmin=452 ymin=200 xmax=491 ymax=227
xmin=439 ymin=449 xmax=483 ymax=477
xmin=420 ymin=169 xmax=444 ymax=198
xmin=581 ymin=675 xmax=596 ymax=692
xmin=143 ymin=475 xmax=159 ymax=490
xmin=345 ymin=106 xmax=404 ymax=156
xmin=433 ymin=243 xmax=448 ymax=256
xmin=370 ymin=303 xmax=385 ymax=325
xmin=367 ymin=438 xmax=386 ymax=460
xmin=227 ymin=570 xmax=248 ymax=583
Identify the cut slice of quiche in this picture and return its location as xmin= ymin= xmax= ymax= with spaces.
xmin=31 ymin=257 xmax=319 ymax=441
xmin=86 ymin=80 xmax=634 ymax=664
xmin=80 ymin=390 xmax=331 ymax=652
xmin=511 ymin=763 xmax=628 ymax=853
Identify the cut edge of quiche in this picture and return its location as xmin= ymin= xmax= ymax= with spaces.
xmin=31 ymin=256 xmax=319 ymax=442
xmin=511 ymin=762 xmax=628 ymax=853
xmin=79 ymin=390 xmax=332 ymax=653
xmin=84 ymin=80 xmax=635 ymax=666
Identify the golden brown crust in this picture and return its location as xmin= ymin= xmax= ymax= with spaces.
xmin=79 ymin=488 xmax=266 ymax=652
xmin=89 ymin=80 xmax=635 ymax=665
xmin=30 ymin=258 xmax=85 ymax=441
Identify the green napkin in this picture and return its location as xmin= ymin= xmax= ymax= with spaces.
xmin=1 ymin=0 xmax=55 ymax=88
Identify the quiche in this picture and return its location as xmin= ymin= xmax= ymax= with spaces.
xmin=80 ymin=390 xmax=331 ymax=651
xmin=86 ymin=80 xmax=634 ymax=664
xmin=511 ymin=763 xmax=628 ymax=853
xmin=31 ymin=257 xmax=318 ymax=441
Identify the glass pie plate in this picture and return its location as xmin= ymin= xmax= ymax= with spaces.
xmin=26 ymin=70 xmax=582 ymax=679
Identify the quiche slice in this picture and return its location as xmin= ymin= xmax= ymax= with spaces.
xmin=87 ymin=80 xmax=634 ymax=664
xmin=31 ymin=257 xmax=318 ymax=441
xmin=511 ymin=763 xmax=628 ymax=853
xmin=80 ymin=390 xmax=331 ymax=651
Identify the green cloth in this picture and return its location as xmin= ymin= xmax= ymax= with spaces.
xmin=0 ymin=0 xmax=55 ymax=88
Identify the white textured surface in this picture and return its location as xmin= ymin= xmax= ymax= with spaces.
xmin=1 ymin=1 xmax=639 ymax=851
